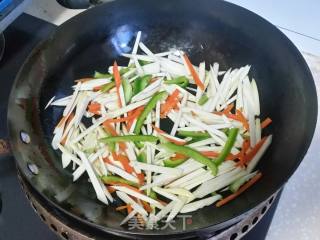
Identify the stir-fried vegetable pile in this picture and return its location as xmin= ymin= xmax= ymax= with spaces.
xmin=47 ymin=31 xmax=272 ymax=228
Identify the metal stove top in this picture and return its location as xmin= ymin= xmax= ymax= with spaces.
xmin=0 ymin=14 xmax=280 ymax=240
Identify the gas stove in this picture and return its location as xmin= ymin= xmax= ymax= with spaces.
xmin=0 ymin=14 xmax=280 ymax=240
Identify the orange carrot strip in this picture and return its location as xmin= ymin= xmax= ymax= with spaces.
xmin=224 ymin=113 xmax=238 ymax=120
xmin=60 ymin=135 xmax=68 ymax=146
xmin=127 ymin=205 xmax=133 ymax=214
xmin=227 ymin=154 xmax=238 ymax=161
xmin=152 ymin=125 xmax=186 ymax=145
xmin=103 ymin=157 xmax=113 ymax=164
xmin=236 ymin=150 xmax=245 ymax=167
xmin=236 ymin=110 xmax=249 ymax=130
xmin=126 ymin=119 xmax=135 ymax=132
xmin=112 ymin=153 xmax=134 ymax=174
xmin=216 ymin=172 xmax=262 ymax=207
xmin=168 ymin=89 xmax=180 ymax=99
xmin=136 ymin=172 xmax=145 ymax=185
xmin=183 ymin=54 xmax=204 ymax=90
xmin=111 ymin=182 xmax=142 ymax=193
xmin=115 ymin=141 xmax=127 ymax=153
xmin=88 ymin=102 xmax=101 ymax=110
xmin=165 ymin=93 xmax=180 ymax=108
xmin=128 ymin=105 xmax=144 ymax=116
xmin=243 ymin=137 xmax=267 ymax=164
xmin=225 ymin=113 xmax=249 ymax=135
xmin=107 ymin=186 xmax=116 ymax=193
xmin=103 ymin=122 xmax=116 ymax=134
xmin=170 ymin=153 xmax=188 ymax=161
xmin=152 ymin=125 xmax=166 ymax=134
xmin=127 ymin=108 xmax=135 ymax=122
xmin=170 ymin=89 xmax=180 ymax=99
xmin=90 ymin=110 xmax=100 ymax=115
xmin=116 ymin=205 xmax=129 ymax=211
xmin=127 ymin=106 xmax=145 ymax=130
xmin=116 ymin=154 xmax=132 ymax=169
xmin=236 ymin=139 xmax=250 ymax=167
xmin=57 ymin=116 xmax=67 ymax=128
xmin=104 ymin=116 xmax=133 ymax=124
xmin=243 ymin=140 xmax=250 ymax=152
xmin=161 ymin=101 xmax=179 ymax=118
xmin=113 ymin=61 xmax=122 ymax=108
xmin=201 ymin=151 xmax=236 ymax=161
xmin=223 ymin=103 xmax=234 ymax=114
xmin=261 ymin=117 xmax=272 ymax=129
xmin=131 ymin=106 xmax=145 ymax=118
xmin=105 ymin=107 xmax=144 ymax=125
xmin=103 ymin=122 xmax=127 ymax=151
xmin=60 ymin=113 xmax=75 ymax=145
xmin=142 ymin=201 xmax=152 ymax=213
xmin=88 ymin=102 xmax=101 ymax=115
xmin=127 ymin=109 xmax=133 ymax=118
xmin=201 ymin=151 xmax=219 ymax=157
xmin=160 ymin=89 xmax=180 ymax=118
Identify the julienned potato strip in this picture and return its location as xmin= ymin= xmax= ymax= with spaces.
xmin=47 ymin=31 xmax=272 ymax=228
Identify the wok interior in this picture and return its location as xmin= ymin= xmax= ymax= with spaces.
xmin=20 ymin=0 xmax=316 ymax=236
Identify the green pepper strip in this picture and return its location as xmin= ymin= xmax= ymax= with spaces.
xmin=101 ymin=175 xmax=139 ymax=188
xmin=138 ymin=60 xmax=151 ymax=66
xmin=132 ymin=75 xmax=152 ymax=95
xmin=134 ymin=91 xmax=168 ymax=134
xmin=122 ymin=78 xmax=133 ymax=104
xmin=119 ymin=67 xmax=131 ymax=75
xmin=164 ymin=76 xmax=189 ymax=88
xmin=178 ymin=131 xmax=211 ymax=138
xmin=100 ymin=135 xmax=158 ymax=143
xmin=164 ymin=158 xmax=187 ymax=168
xmin=178 ymin=131 xmax=211 ymax=144
xmin=101 ymin=82 xmax=116 ymax=93
xmin=94 ymin=71 xmax=113 ymax=79
xmin=102 ymin=129 xmax=116 ymax=151
xmin=95 ymin=67 xmax=130 ymax=79
xmin=146 ymin=189 xmax=158 ymax=199
xmin=137 ymin=152 xmax=147 ymax=163
xmin=160 ymin=142 xmax=217 ymax=175
xmin=198 ymin=94 xmax=209 ymax=106
xmin=187 ymin=136 xmax=210 ymax=144
xmin=221 ymin=128 xmax=230 ymax=135
xmin=213 ymin=128 xmax=239 ymax=166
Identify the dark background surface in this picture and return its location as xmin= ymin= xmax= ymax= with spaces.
xmin=0 ymin=14 xmax=280 ymax=240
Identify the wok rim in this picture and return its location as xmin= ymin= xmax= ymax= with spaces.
xmin=7 ymin=0 xmax=318 ymax=237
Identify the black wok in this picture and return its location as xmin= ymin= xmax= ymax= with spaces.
xmin=7 ymin=0 xmax=317 ymax=238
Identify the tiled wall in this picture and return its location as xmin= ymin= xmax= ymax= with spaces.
xmin=227 ymin=0 xmax=320 ymax=56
